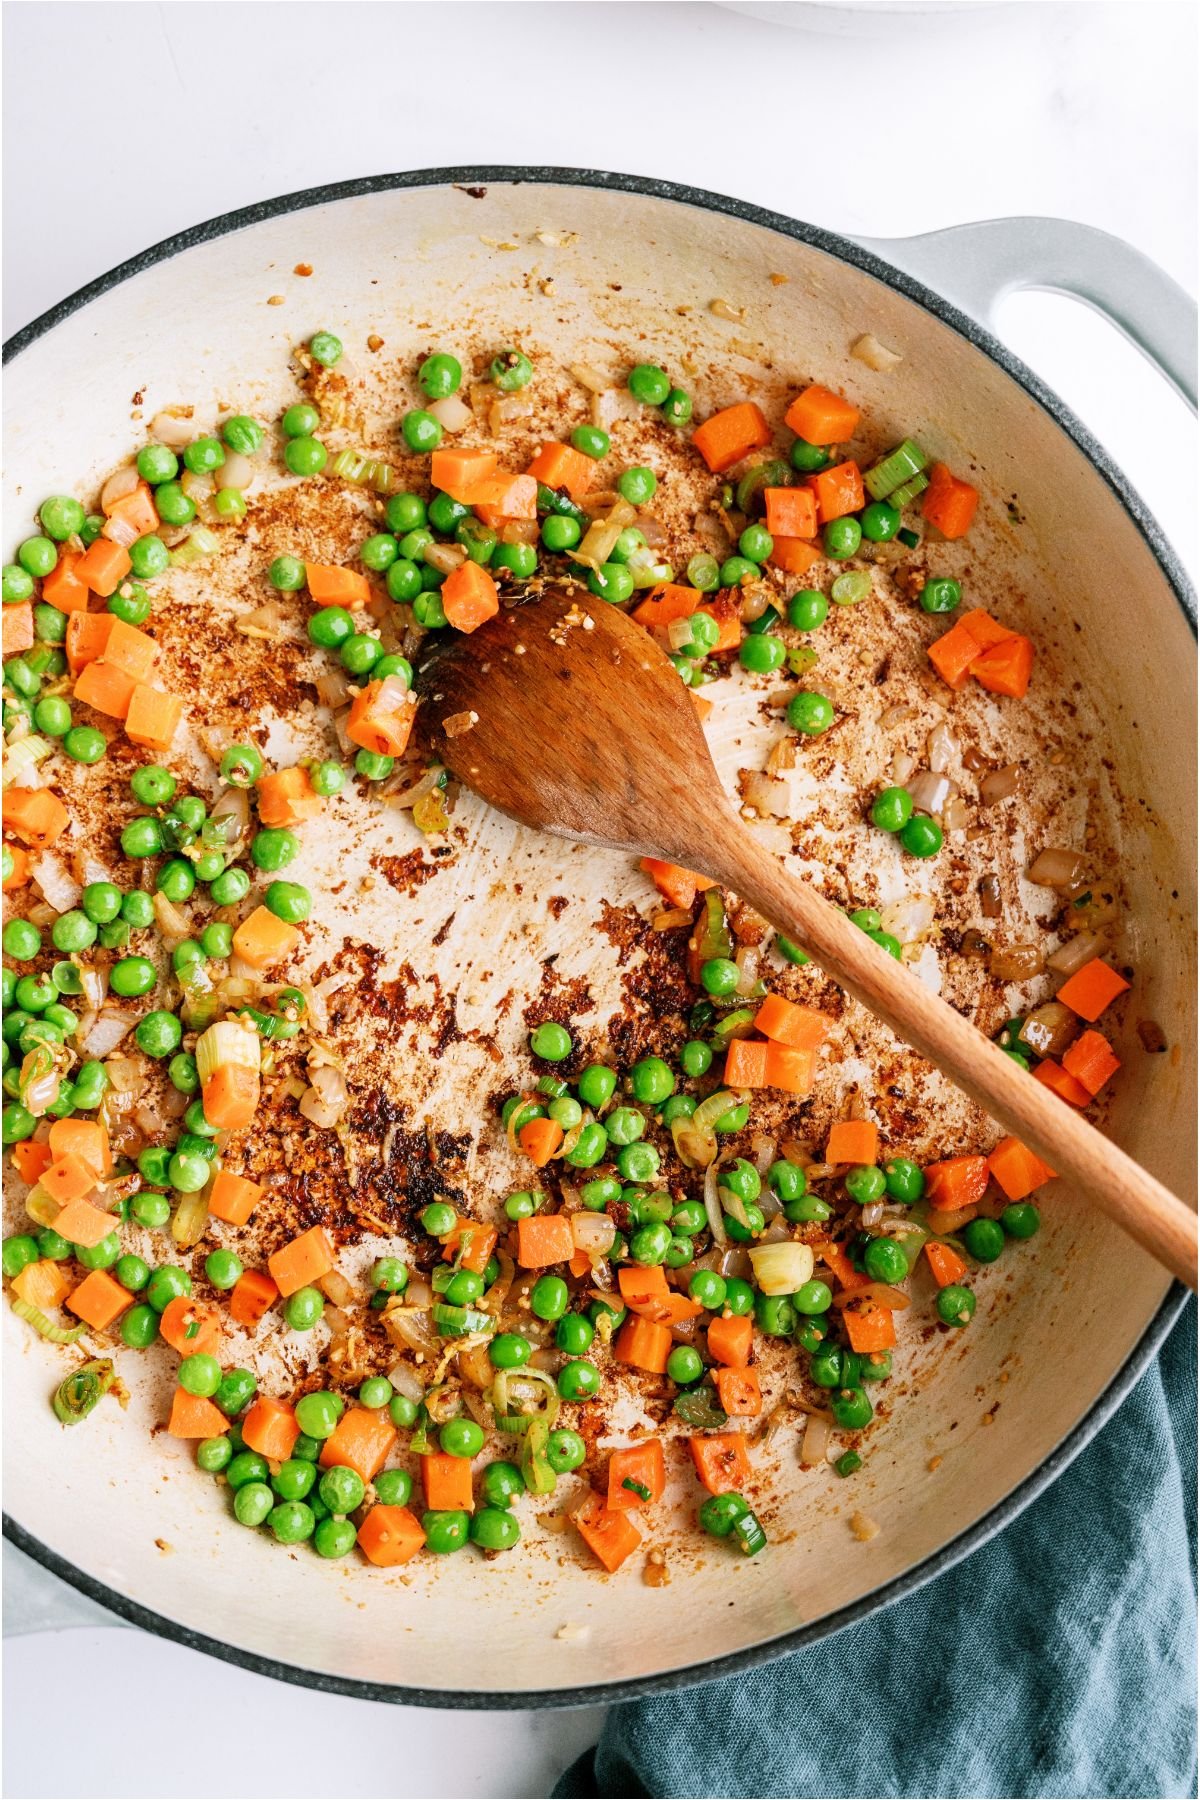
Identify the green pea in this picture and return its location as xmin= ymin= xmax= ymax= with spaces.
xmin=628 ymin=1056 xmax=673 ymax=1105
xmin=284 ymin=1286 xmax=325 ymax=1331
xmin=685 ymin=1271 xmax=723 ymax=1312
xmin=700 ymin=957 xmax=739 ymax=997
xmin=107 ymin=582 xmax=152 ymax=625
xmin=423 ymin=1509 xmax=470 ymax=1554
xmin=919 ymin=577 xmax=962 ymax=614
xmin=900 ymin=815 xmax=943 ymax=859
xmin=291 ymin=1391 xmax=339 ymax=1439
xmin=120 ymin=890 xmax=155 ymax=929
xmin=373 ymin=1468 xmax=413 ymax=1507
xmin=666 ymin=1344 xmax=703 ymax=1385
xmin=492 ymin=541 xmax=538 ymax=579
xmin=588 ymin=562 xmax=634 ymax=605
xmin=787 ymin=690 xmax=835 ymax=735
xmin=284 ymin=436 xmax=327 ymax=476
xmin=38 ymin=495 xmax=86 ymax=541
xmin=401 ymin=409 xmax=443 ymax=453
xmin=846 ymin=1165 xmax=887 ymax=1206
xmin=570 ymin=424 xmax=610 ymax=460
xmin=354 ymin=1375 xmax=391 ymax=1411
xmin=627 ymin=364 xmax=670 ymax=405
xmin=251 ymin=828 xmax=298 ymax=872
xmin=756 ymin=1294 xmax=797 ymax=1338
xmin=178 ymin=1352 xmax=221 ymax=1398
xmin=282 ymin=403 xmax=321 ymax=438
xmin=3 ymin=563 xmax=35 ymax=602
xmin=557 ymin=1359 xmax=600 ymax=1401
xmin=661 ymin=388 xmax=693 ymax=427
xmin=195 ymin=1435 xmax=232 ymax=1475
xmin=77 ymin=1233 xmax=121 ymax=1272
xmin=31 ymin=694 xmax=70 ymax=737
xmin=738 ymin=523 xmax=773 ymax=565
xmin=266 ymin=553 xmax=305 ymax=594
xmin=108 ymin=955 xmax=155 ymax=1000
xmin=117 ymin=1301 xmax=159 ymax=1348
xmin=870 ymin=787 xmax=914 ymax=833
xmin=228 ymin=1450 xmax=272 ymax=1492
xmin=18 ymin=536 xmax=58 ymax=577
xmin=739 ymin=634 xmax=786 ymax=675
xmin=963 ymin=1217 xmax=1006 ymax=1263
xmin=439 ymin=1417 xmax=484 ymax=1460
xmin=529 ymin=1021 xmax=572 ymax=1062
xmin=305 ymin=329 xmax=342 ymax=368
xmin=617 ymin=467 xmax=656 ymax=507
xmin=832 ymin=1387 xmax=874 ymax=1430
xmin=62 ymin=722 xmax=107 ymax=765
xmin=482 ymin=1460 xmax=526 ymax=1507
xmin=1001 ymin=1202 xmax=1041 ymax=1239
xmin=720 ymin=1277 xmax=753 ymax=1317
xmin=201 ymin=1248 xmax=242 ymax=1291
xmin=490 ymin=350 xmax=533 ymax=393
xmin=937 ymin=1284 xmax=976 ymax=1327
xmin=860 ymin=501 xmax=901 ymax=542
xmin=531 ymin=1275 xmax=569 ymax=1322
xmin=790 ymin=438 xmax=829 ymax=473
xmin=823 ymin=517 xmax=862 ymax=560
xmin=576 ymin=1064 xmax=617 ymax=1109
xmin=220 ymin=415 xmax=263 ymax=455
xmin=554 ymin=1313 xmax=593 ymax=1356
xmin=1 ymin=1234 xmax=40 ymax=1279
xmin=541 ymin=513 xmax=582 ymax=553
xmin=421 ymin=1202 xmax=457 ymax=1237
xmin=2 ymin=919 xmax=39 ymax=962
xmin=860 ymin=1236 xmax=906 ymax=1284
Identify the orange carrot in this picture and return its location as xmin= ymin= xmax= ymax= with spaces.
xmin=429 ymin=446 xmax=498 ymax=500
xmin=345 ymin=678 xmax=416 ymax=757
xmin=691 ymin=402 xmax=771 ymax=474
xmin=825 ymin=1120 xmax=879 ymax=1166
xmin=422 ymin=1450 xmax=475 ymax=1512
xmin=66 ymin=610 xmax=114 ymax=674
xmin=1032 ymin=1060 xmax=1090 ymax=1107
xmin=617 ymin=1265 xmax=671 ymax=1315
xmin=639 ymin=855 xmax=715 ymax=909
xmin=73 ymin=659 xmax=135 ymax=719
xmin=819 ymin=1241 xmax=872 ymax=1293
xmin=470 ymin=472 xmax=538 ymax=522
xmin=1061 ymin=1028 xmax=1121 ymax=1097
xmin=231 ymin=905 xmax=301 ymax=970
xmin=42 ymin=552 xmax=91 ymax=613
xmin=2 ymin=601 xmax=34 ymax=656
xmin=159 ymin=1295 xmax=222 ymax=1358
xmin=52 ymin=1198 xmax=117 ymax=1250
xmin=268 ymin=1224 xmax=335 ymax=1297
xmin=47 ymin=1118 xmax=111 ymax=1176
xmin=923 ymin=1154 xmax=990 ymax=1210
xmin=607 ymin=1440 xmax=666 ymax=1511
xmin=843 ymin=1304 xmax=897 ymax=1354
xmin=357 ymin=1504 xmax=425 ymax=1566
xmin=986 ymin=1136 xmax=1057 ymax=1202
xmin=959 ymin=608 xmax=1017 ymax=651
xmin=972 ymin=635 xmax=1034 ymax=699
xmin=1056 ymin=957 xmax=1131 ymax=1022
xmin=441 ymin=1220 xmax=499 ymax=1275
xmin=696 ymin=590 xmax=743 ymax=652
xmin=764 ymin=1044 xmax=817 ymax=1096
xmin=12 ymin=1259 xmax=71 ymax=1311
xmin=922 ymin=462 xmax=979 ymax=539
xmin=526 ymin=442 xmax=595 ymax=501
xmin=572 ymin=1491 xmax=643 ymax=1571
xmin=712 ymin=1366 xmax=762 ymax=1417
xmin=690 ymin=690 xmax=714 ymax=723
xmin=688 ymin=1432 xmax=752 ymax=1495
xmin=98 ymin=615 xmax=158 ymax=676
xmin=102 ymin=482 xmax=159 ymax=539
xmin=65 ymin=1268 xmax=132 ymax=1331
xmin=723 ymin=1038 xmax=770 ymax=1089
xmin=320 ymin=1406 xmax=397 ymax=1484
xmin=784 ymin=383 xmax=860 ymax=445
xmin=925 ymin=1241 xmax=968 ymax=1288
xmin=807 ymin=460 xmax=865 ymax=524
xmin=754 ymin=995 xmax=832 ymax=1051
xmin=201 ymin=1063 xmax=260 ymax=1131
xmin=768 ymin=537 xmax=823 ymax=577
xmin=441 ymin=561 xmax=499 ymax=634
xmin=76 ymin=538 xmax=133 ymax=598
xmin=124 ymin=683 xmax=182 ymax=753
xmin=167 ymin=1388 xmax=230 ymax=1439
xmin=517 ymin=1117 xmax=565 ymax=1168
xmin=256 ymin=766 xmax=324 ymax=829
xmin=928 ymin=620 xmax=986 ymax=692
xmin=13 ymin=1140 xmax=53 ymax=1184
xmin=2 ymin=842 xmax=30 ymax=889
xmin=763 ymin=487 xmax=818 ymax=539
xmin=4 ymin=787 xmax=69 ymax=850
xmin=40 ymin=1152 xmax=98 ymax=1206
xmin=229 ymin=1268 xmax=278 ymax=1330
xmin=631 ymin=584 xmax=700 ymax=630
xmin=305 ymin=563 xmax=371 ymax=606
xmin=515 ymin=1213 xmax=573 ymax=1268
xmin=613 ymin=1315 xmax=673 ymax=1375
xmin=707 ymin=1312 xmax=753 ymax=1368
xmin=241 ymin=1395 xmax=301 ymax=1462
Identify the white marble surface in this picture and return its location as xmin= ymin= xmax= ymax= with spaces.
xmin=3 ymin=3 xmax=1195 ymax=1797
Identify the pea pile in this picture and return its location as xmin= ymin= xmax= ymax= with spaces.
xmin=3 ymin=321 xmax=1129 ymax=1578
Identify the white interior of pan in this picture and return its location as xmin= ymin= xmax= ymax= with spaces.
xmin=3 ymin=181 xmax=1193 ymax=1697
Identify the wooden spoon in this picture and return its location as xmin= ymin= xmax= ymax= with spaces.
xmin=418 ymin=585 xmax=1197 ymax=1288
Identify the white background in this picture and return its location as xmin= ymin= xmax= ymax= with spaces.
xmin=3 ymin=3 xmax=1195 ymax=1798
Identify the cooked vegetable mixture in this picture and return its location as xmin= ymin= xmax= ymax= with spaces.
xmin=2 ymin=324 xmax=1136 ymax=1577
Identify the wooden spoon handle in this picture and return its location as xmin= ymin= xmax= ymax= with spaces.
xmin=712 ymin=824 xmax=1197 ymax=1289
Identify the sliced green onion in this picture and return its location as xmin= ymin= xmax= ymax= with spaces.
xmin=491 ymin=1367 xmax=560 ymax=1434
xmin=520 ymin=1415 xmax=557 ymax=1496
xmin=886 ymin=472 xmax=930 ymax=511
xmin=732 ymin=1509 xmax=767 ymax=1556
xmin=52 ymin=1357 xmax=116 ymax=1425
xmin=168 ymin=526 xmax=220 ymax=568
xmin=835 ymin=1450 xmax=863 ymax=1477
xmin=831 ymin=571 xmax=873 ymax=606
xmin=734 ymin=458 xmax=790 ymax=515
xmin=11 ymin=1296 xmax=86 ymax=1344
xmin=621 ymin=1476 xmax=652 ymax=1501
xmin=432 ymin=1302 xmax=494 ymax=1338
xmin=897 ymin=527 xmax=921 ymax=549
xmin=686 ymin=553 xmax=721 ymax=593
xmin=746 ymin=604 xmax=781 ymax=636
xmin=2 ymin=735 xmax=52 ymax=790
xmin=863 ymin=438 xmax=926 ymax=501
xmin=673 ymin=1388 xmax=728 ymax=1431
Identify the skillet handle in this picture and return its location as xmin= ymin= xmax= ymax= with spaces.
xmin=855 ymin=217 xmax=1197 ymax=413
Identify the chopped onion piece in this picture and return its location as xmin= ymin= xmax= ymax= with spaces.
xmin=428 ymin=394 xmax=473 ymax=433
xmin=1018 ymin=1000 xmax=1077 ymax=1058
xmin=989 ymin=943 xmax=1045 ymax=981
xmin=851 ymin=332 xmax=903 ymax=372
xmin=980 ymin=764 xmax=1020 ymax=806
xmin=909 ymin=769 xmax=954 ymax=815
xmin=800 ymin=1411 xmax=833 ymax=1467
xmin=80 ymin=1010 xmax=137 ymax=1056
xmin=100 ymin=465 xmax=139 ymax=509
xmin=1047 ymin=931 xmax=1104 ymax=975
xmin=927 ymin=722 xmax=958 ymax=773
xmin=1028 ymin=847 xmax=1085 ymax=888
xmin=748 ymin=1241 xmax=814 ymax=1295
xmin=30 ymin=853 xmax=81 ymax=913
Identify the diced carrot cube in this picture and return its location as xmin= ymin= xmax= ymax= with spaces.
xmin=972 ymin=635 xmax=1034 ymax=699
xmin=3 ymin=787 xmax=69 ymax=850
xmin=688 ymin=1432 xmax=752 ymax=1495
xmin=631 ymin=585 xmax=700 ymax=631
xmin=256 ymin=765 xmax=323 ymax=828
xmin=526 ymin=442 xmax=595 ymax=501
xmin=607 ymin=1440 xmax=666 ymax=1511
xmin=320 ymin=1406 xmax=397 ymax=1485
xmin=241 ymin=1395 xmax=300 ymax=1461
xmin=232 ymin=905 xmax=301 ymax=970
xmin=515 ymin=1213 xmax=573 ymax=1268
xmin=76 ymin=538 xmax=132 ymax=598
xmin=229 ymin=1269 xmax=278 ymax=1330
xmin=923 ymin=1155 xmax=990 ymax=1210
xmin=102 ymin=482 xmax=159 ymax=538
xmin=66 ymin=1268 xmax=132 ymax=1331
xmin=819 ymin=1241 xmax=871 ymax=1292
xmin=208 ymin=1170 xmax=264 ymax=1226
xmin=925 ymin=1241 xmax=968 ymax=1288
xmin=784 ymin=384 xmax=860 ymax=445
xmin=613 ymin=1316 xmax=673 ymax=1375
xmin=345 ymin=680 xmax=417 ymax=758
xmin=40 ymin=1152 xmax=99 ymax=1206
xmin=763 ymin=487 xmax=818 ymax=539
xmin=159 ymin=1295 xmax=222 ymax=1358
xmin=124 ymin=683 xmax=183 ymax=752
xmin=202 ymin=1063 xmax=260 ymax=1131
xmin=167 ymin=1388 xmax=230 ymax=1438
xmin=638 ymin=856 xmax=715 ymax=909
xmin=96 ymin=617 xmax=157 ymax=680
xmin=573 ymin=1491 xmax=642 ymax=1571
xmin=928 ymin=621 xmax=984 ymax=692
xmin=1056 ymin=957 xmax=1131 ymax=1023
xmin=12 ymin=1140 xmax=53 ymax=1184
xmin=52 ymin=1198 xmax=117 ymax=1249
xmin=986 ymin=1136 xmax=1057 ymax=1201
xmin=422 ymin=1451 xmax=475 ymax=1512
xmin=429 ymin=447 xmax=498 ymax=502
xmin=691 ymin=402 xmax=771 ymax=474
xmin=304 ymin=564 xmax=371 ymax=606
xmin=723 ymin=1038 xmax=770 ymax=1089
xmin=267 ymin=1224 xmax=334 ymax=1297
xmin=769 ymin=538 xmax=822 ymax=577
xmin=808 ymin=460 xmax=865 ymax=523
xmin=66 ymin=610 xmax=114 ymax=674
xmin=922 ymin=462 xmax=979 ymax=539
xmin=712 ymin=1367 xmax=762 ymax=1417
xmin=517 ymin=1117 xmax=564 ymax=1167
xmin=73 ymin=659 xmax=135 ymax=719
xmin=470 ymin=473 xmax=538 ymax=521
xmin=441 ymin=561 xmax=499 ymax=634
xmin=1061 ymin=1029 xmax=1121 ymax=1097
xmin=764 ymin=1044 xmax=816 ymax=1095
xmin=707 ymin=1313 xmax=753 ymax=1368
xmin=47 ymin=1118 xmax=111 ymax=1176
xmin=41 ymin=552 xmax=91 ymax=613
xmin=843 ymin=1305 xmax=896 ymax=1354
xmin=754 ymin=995 xmax=832 ymax=1051
xmin=2 ymin=602 xmax=34 ymax=655
xmin=358 ymin=1504 xmax=424 ymax=1566
xmin=1032 ymin=1060 xmax=1091 ymax=1107
xmin=825 ymin=1120 xmax=879 ymax=1166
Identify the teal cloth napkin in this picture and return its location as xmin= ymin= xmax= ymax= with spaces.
xmin=556 ymin=1303 xmax=1196 ymax=1800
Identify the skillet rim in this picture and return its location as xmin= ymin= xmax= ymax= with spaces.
xmin=2 ymin=164 xmax=1193 ymax=1711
